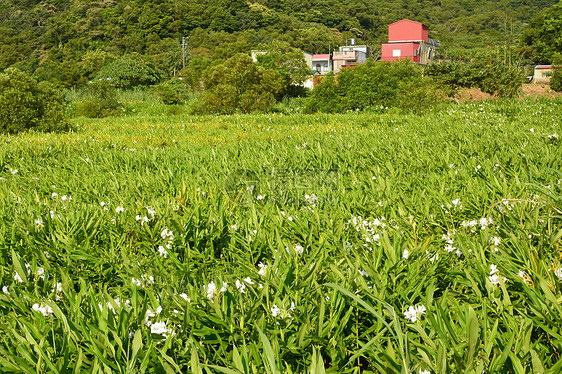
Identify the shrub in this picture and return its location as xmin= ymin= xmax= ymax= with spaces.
xmin=304 ymin=60 xmax=439 ymax=114
xmin=550 ymin=68 xmax=562 ymax=92
xmin=75 ymin=80 xmax=122 ymax=118
xmin=195 ymin=54 xmax=285 ymax=114
xmin=96 ymin=58 xmax=161 ymax=88
xmin=153 ymin=79 xmax=189 ymax=105
xmin=303 ymin=73 xmax=342 ymax=113
xmin=426 ymin=54 xmax=524 ymax=98
xmin=0 ymin=67 xmax=70 ymax=134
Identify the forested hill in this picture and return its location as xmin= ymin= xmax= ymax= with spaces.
xmin=0 ymin=0 xmax=559 ymax=87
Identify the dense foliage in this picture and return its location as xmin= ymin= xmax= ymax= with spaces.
xmin=551 ymin=68 xmax=562 ymax=91
xmin=305 ymin=60 xmax=439 ymax=113
xmin=0 ymin=0 xmax=559 ymax=87
xmin=195 ymin=54 xmax=285 ymax=114
xmin=96 ymin=58 xmax=162 ymax=89
xmin=0 ymin=68 xmax=70 ymax=134
xmin=425 ymin=52 xmax=525 ymax=98
xmin=75 ymin=80 xmax=123 ymax=118
xmin=520 ymin=2 xmax=562 ymax=64
xmin=0 ymin=99 xmax=561 ymax=372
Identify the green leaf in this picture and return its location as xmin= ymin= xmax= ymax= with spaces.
xmin=256 ymin=325 xmax=278 ymax=374
xmin=466 ymin=305 xmax=479 ymax=367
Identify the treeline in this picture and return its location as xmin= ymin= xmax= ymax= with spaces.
xmin=0 ymin=0 xmax=559 ymax=87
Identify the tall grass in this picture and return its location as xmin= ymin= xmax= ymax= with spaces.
xmin=0 ymin=98 xmax=560 ymax=372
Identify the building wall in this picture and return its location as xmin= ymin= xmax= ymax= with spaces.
xmin=381 ymin=42 xmax=420 ymax=62
xmin=388 ymin=20 xmax=428 ymax=42
xmin=534 ymin=68 xmax=553 ymax=83
xmin=313 ymin=60 xmax=332 ymax=74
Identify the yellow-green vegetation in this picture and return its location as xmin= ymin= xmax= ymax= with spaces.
xmin=0 ymin=99 xmax=561 ymax=372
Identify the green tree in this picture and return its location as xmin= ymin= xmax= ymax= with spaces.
xmin=196 ymin=53 xmax=284 ymax=114
xmin=180 ymin=53 xmax=212 ymax=92
xmin=96 ymin=57 xmax=162 ymax=88
xmin=550 ymin=68 xmax=562 ymax=92
xmin=305 ymin=60 xmax=439 ymax=113
xmin=255 ymin=40 xmax=311 ymax=91
xmin=0 ymin=67 xmax=70 ymax=134
xmin=80 ymin=50 xmax=117 ymax=78
xmin=303 ymin=72 xmax=342 ymax=113
xmin=520 ymin=3 xmax=562 ymax=63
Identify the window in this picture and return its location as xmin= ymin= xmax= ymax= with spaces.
xmin=392 ymin=49 xmax=401 ymax=57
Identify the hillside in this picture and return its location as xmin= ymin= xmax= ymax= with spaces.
xmin=0 ymin=0 xmax=559 ymax=86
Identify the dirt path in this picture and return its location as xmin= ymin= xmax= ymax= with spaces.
xmin=454 ymin=84 xmax=561 ymax=102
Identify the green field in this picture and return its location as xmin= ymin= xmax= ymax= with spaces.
xmin=0 ymin=98 xmax=561 ymax=373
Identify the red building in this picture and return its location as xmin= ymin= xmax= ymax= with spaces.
xmin=381 ymin=19 xmax=439 ymax=64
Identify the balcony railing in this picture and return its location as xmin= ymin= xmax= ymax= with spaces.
xmin=332 ymin=51 xmax=358 ymax=60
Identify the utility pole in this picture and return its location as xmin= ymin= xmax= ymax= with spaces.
xmin=182 ymin=36 xmax=187 ymax=70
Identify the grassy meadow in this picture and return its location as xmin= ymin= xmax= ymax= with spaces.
xmin=0 ymin=98 xmax=561 ymax=373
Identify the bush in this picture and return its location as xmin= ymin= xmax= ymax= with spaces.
xmin=550 ymin=68 xmax=562 ymax=92
xmin=303 ymin=73 xmax=342 ymax=113
xmin=153 ymin=79 xmax=189 ymax=105
xmin=195 ymin=54 xmax=285 ymax=114
xmin=75 ymin=80 xmax=122 ymax=118
xmin=304 ymin=60 xmax=439 ymax=114
xmin=426 ymin=54 xmax=524 ymax=98
xmin=96 ymin=58 xmax=161 ymax=88
xmin=0 ymin=67 xmax=70 ymax=134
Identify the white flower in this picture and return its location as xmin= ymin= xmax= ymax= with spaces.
xmin=136 ymin=215 xmax=149 ymax=225
xmin=220 ymin=282 xmax=227 ymax=293
xmin=14 ymin=272 xmax=24 ymax=283
xmin=402 ymin=249 xmax=409 ymax=259
xmin=161 ymin=227 xmax=174 ymax=240
xmin=36 ymin=267 xmax=45 ymax=280
xmin=235 ymin=280 xmax=246 ymax=293
xmin=206 ymin=281 xmax=217 ymax=300
xmin=490 ymin=236 xmax=501 ymax=246
xmin=243 ymin=277 xmax=254 ymax=285
xmin=146 ymin=208 xmax=156 ymax=218
xmin=146 ymin=308 xmax=156 ymax=318
xmin=404 ymin=304 xmax=426 ymax=322
xmin=489 ymin=273 xmax=501 ymax=285
xmin=257 ymin=262 xmax=268 ymax=276
xmin=271 ymin=304 xmax=281 ymax=317
xmin=271 ymin=302 xmax=295 ymax=319
xmin=488 ymin=264 xmax=505 ymax=285
xmin=179 ymin=293 xmax=190 ymax=302
xmin=115 ymin=206 xmax=125 ymax=214
xmin=32 ymin=302 xmax=54 ymax=317
xmin=158 ymin=245 xmax=168 ymax=258
xmin=553 ymin=268 xmax=562 ymax=281
xmin=419 ymin=369 xmax=431 ymax=374
xmin=150 ymin=321 xmax=173 ymax=337
xmin=35 ymin=218 xmax=44 ymax=228
xmin=2 ymin=286 xmax=9 ymax=294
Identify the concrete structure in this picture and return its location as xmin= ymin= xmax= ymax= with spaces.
xmin=312 ymin=54 xmax=333 ymax=75
xmin=332 ymin=44 xmax=370 ymax=73
xmin=533 ymin=65 xmax=559 ymax=84
xmin=381 ymin=19 xmax=439 ymax=64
